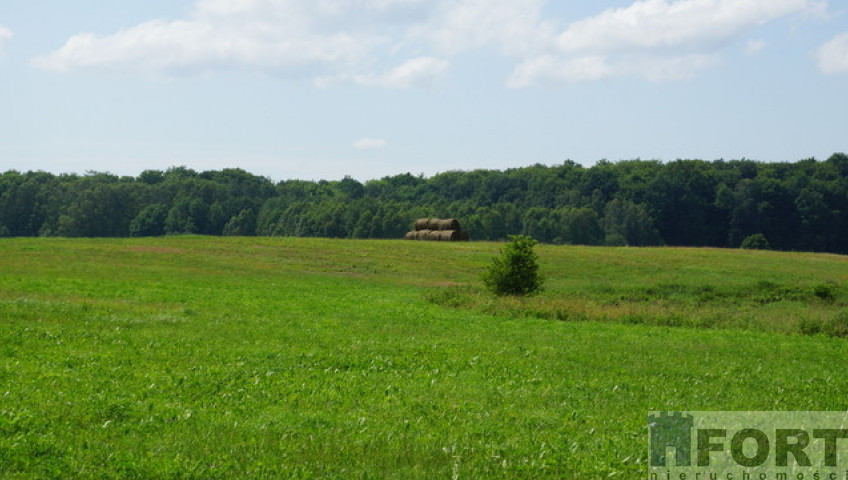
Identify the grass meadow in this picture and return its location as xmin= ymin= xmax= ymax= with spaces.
xmin=1 ymin=236 xmax=848 ymax=478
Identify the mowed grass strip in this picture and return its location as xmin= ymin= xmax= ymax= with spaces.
xmin=0 ymin=237 xmax=847 ymax=479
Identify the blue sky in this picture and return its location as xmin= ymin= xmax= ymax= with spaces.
xmin=1 ymin=0 xmax=846 ymax=181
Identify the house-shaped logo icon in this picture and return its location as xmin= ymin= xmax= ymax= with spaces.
xmin=649 ymin=412 xmax=694 ymax=466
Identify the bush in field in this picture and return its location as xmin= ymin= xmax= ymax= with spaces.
xmin=483 ymin=235 xmax=544 ymax=297
xmin=813 ymin=282 xmax=837 ymax=302
xmin=799 ymin=310 xmax=848 ymax=338
xmin=826 ymin=311 xmax=848 ymax=337
xmin=741 ymin=233 xmax=770 ymax=250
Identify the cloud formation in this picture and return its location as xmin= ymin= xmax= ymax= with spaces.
xmin=817 ymin=32 xmax=848 ymax=74
xmin=30 ymin=14 xmax=376 ymax=76
xmin=405 ymin=0 xmax=549 ymax=56
xmin=510 ymin=0 xmax=819 ymax=86
xmin=31 ymin=0 xmax=419 ymax=78
xmin=555 ymin=0 xmax=811 ymax=54
xmin=30 ymin=0 xmax=822 ymax=87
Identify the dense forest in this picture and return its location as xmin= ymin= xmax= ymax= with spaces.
xmin=1 ymin=153 xmax=848 ymax=253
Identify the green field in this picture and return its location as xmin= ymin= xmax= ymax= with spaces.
xmin=1 ymin=237 xmax=847 ymax=478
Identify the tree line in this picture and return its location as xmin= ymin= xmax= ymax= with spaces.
xmin=1 ymin=153 xmax=847 ymax=253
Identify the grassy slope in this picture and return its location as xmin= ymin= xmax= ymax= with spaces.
xmin=436 ymin=244 xmax=848 ymax=334
xmin=1 ymin=237 xmax=847 ymax=479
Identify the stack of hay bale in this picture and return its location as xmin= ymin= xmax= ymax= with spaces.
xmin=404 ymin=218 xmax=470 ymax=241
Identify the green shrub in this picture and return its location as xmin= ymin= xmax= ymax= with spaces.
xmin=799 ymin=311 xmax=848 ymax=337
xmin=482 ymin=235 xmax=544 ymax=297
xmin=824 ymin=311 xmax=848 ymax=338
xmin=798 ymin=318 xmax=822 ymax=336
xmin=741 ymin=233 xmax=770 ymax=250
xmin=812 ymin=282 xmax=837 ymax=302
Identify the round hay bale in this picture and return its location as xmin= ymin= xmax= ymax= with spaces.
xmin=404 ymin=231 xmax=416 ymax=240
xmin=438 ymin=230 xmax=459 ymax=241
xmin=427 ymin=230 xmax=442 ymax=241
xmin=436 ymin=218 xmax=460 ymax=231
xmin=414 ymin=218 xmax=430 ymax=231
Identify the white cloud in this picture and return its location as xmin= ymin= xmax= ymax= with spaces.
xmin=0 ymin=26 xmax=12 ymax=55
xmin=30 ymin=0 xmax=424 ymax=78
xmin=377 ymin=57 xmax=448 ymax=88
xmin=510 ymin=0 xmax=818 ymax=86
xmin=30 ymin=15 xmax=375 ymax=77
xmin=817 ymin=32 xmax=848 ymax=74
xmin=30 ymin=0 xmax=540 ymax=83
xmin=508 ymin=55 xmax=613 ymax=87
xmin=29 ymin=0 xmax=824 ymax=87
xmin=555 ymin=0 xmax=813 ymax=54
xmin=405 ymin=0 xmax=550 ymax=56
xmin=353 ymin=138 xmax=388 ymax=150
